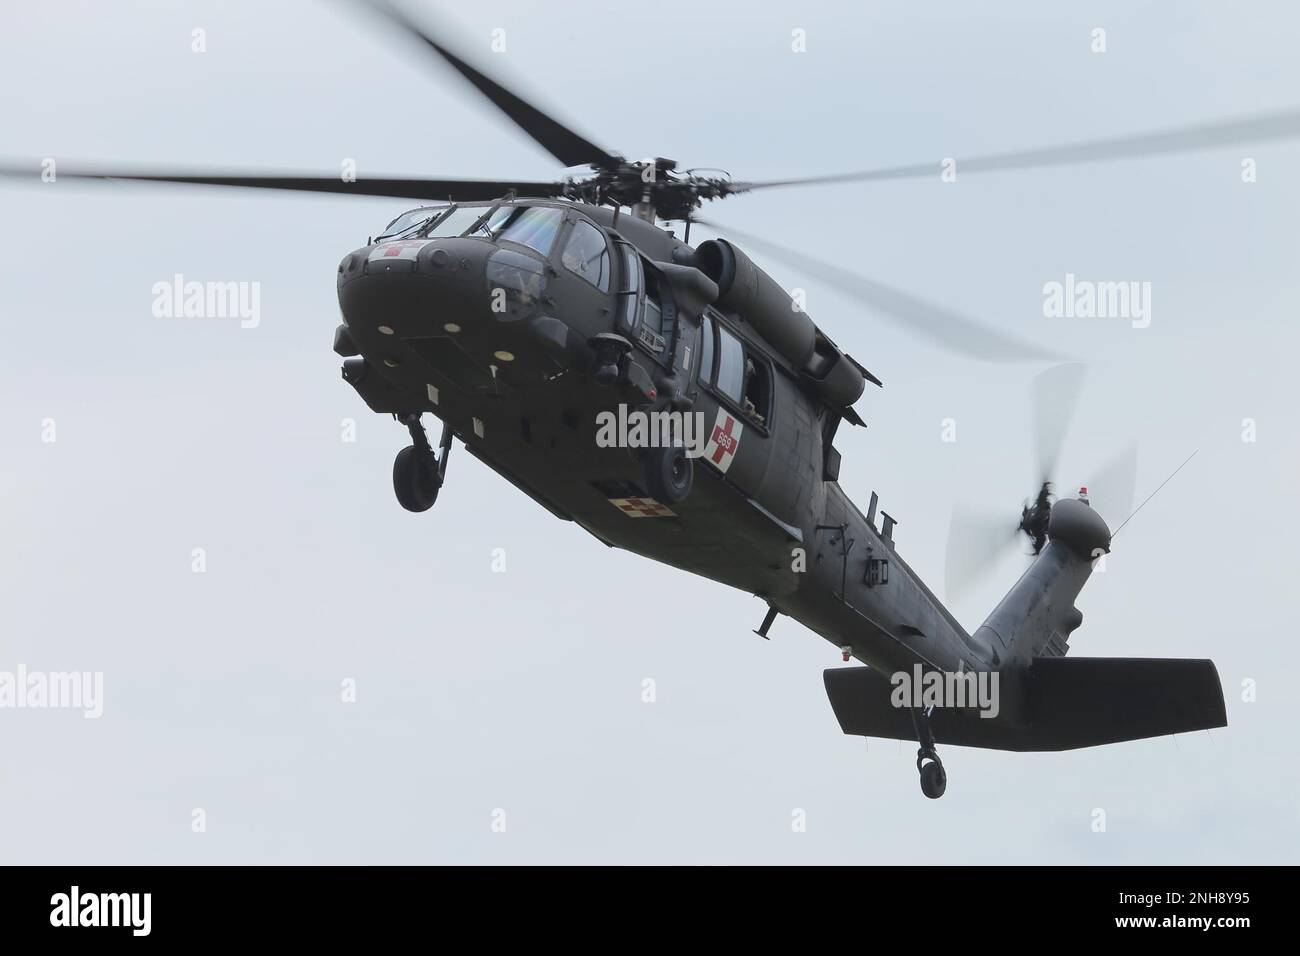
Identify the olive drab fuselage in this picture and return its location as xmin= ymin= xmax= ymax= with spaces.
xmin=335 ymin=198 xmax=995 ymax=680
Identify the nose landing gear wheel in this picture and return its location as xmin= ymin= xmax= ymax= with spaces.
xmin=393 ymin=444 xmax=441 ymax=512
xmin=392 ymin=412 xmax=452 ymax=513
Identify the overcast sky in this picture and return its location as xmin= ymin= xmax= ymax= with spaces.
xmin=2 ymin=0 xmax=1297 ymax=863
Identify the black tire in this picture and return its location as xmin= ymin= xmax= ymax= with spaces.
xmin=642 ymin=444 xmax=693 ymax=505
xmin=393 ymin=445 xmax=440 ymax=513
xmin=919 ymin=760 xmax=947 ymax=800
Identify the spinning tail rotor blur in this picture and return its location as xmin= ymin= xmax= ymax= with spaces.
xmin=944 ymin=364 xmax=1137 ymax=601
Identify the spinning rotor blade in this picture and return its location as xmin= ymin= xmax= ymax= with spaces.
xmin=944 ymin=506 xmax=1021 ymax=600
xmin=360 ymin=1 xmax=620 ymax=170
xmin=732 ymin=108 xmax=1300 ymax=191
xmin=0 ymin=163 xmax=566 ymax=202
xmin=694 ymin=219 xmax=1061 ymax=362
xmin=944 ymin=367 xmax=1138 ymax=601
xmin=1077 ymin=442 xmax=1138 ymax=528
xmin=1030 ymin=363 xmax=1085 ymax=485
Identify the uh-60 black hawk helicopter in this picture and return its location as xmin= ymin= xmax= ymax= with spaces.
xmin=18 ymin=3 xmax=1299 ymax=798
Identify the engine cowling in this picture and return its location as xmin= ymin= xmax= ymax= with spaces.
xmin=695 ymin=237 xmax=866 ymax=409
xmin=804 ymin=330 xmax=867 ymax=408
xmin=696 ymin=238 xmax=816 ymax=367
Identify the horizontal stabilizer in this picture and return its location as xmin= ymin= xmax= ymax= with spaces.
xmin=1024 ymin=656 xmax=1227 ymax=749
xmin=824 ymin=657 xmax=1227 ymax=753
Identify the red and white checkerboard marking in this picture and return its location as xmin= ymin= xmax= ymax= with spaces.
xmin=608 ymin=497 xmax=676 ymax=518
xmin=702 ymin=408 xmax=743 ymax=474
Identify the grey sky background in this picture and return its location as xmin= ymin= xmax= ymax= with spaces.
xmin=2 ymin=0 xmax=1297 ymax=863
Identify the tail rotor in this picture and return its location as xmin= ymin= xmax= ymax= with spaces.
xmin=944 ymin=364 xmax=1137 ymax=601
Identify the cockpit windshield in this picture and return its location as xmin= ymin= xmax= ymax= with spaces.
xmin=376 ymin=204 xmax=504 ymax=242
xmin=495 ymin=206 xmax=565 ymax=255
xmin=462 ymin=204 xmax=562 ymax=250
xmin=422 ymin=205 xmax=486 ymax=239
xmin=375 ymin=202 xmax=568 ymax=248
xmin=467 ymin=204 xmax=517 ymax=239
xmin=376 ymin=206 xmax=445 ymax=241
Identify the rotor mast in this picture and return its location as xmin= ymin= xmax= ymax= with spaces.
xmin=627 ymin=157 xmax=680 ymax=223
xmin=629 ymin=201 xmax=657 ymax=223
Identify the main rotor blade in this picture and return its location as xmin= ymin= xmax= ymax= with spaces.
xmin=0 ymin=162 xmax=565 ymax=202
xmin=733 ymin=108 xmax=1300 ymax=190
xmin=1030 ymin=363 xmax=1086 ymax=485
xmin=361 ymin=1 xmax=620 ymax=170
xmin=694 ymin=219 xmax=1062 ymax=362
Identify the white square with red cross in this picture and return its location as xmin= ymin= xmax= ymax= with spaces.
xmin=609 ymin=497 xmax=676 ymax=518
xmin=702 ymin=408 xmax=744 ymax=474
xmin=367 ymin=239 xmax=431 ymax=262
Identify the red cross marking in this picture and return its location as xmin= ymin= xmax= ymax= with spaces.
xmin=710 ymin=415 xmax=738 ymax=465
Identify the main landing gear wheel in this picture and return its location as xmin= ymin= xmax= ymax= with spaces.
xmin=393 ymin=412 xmax=452 ymax=513
xmin=642 ymin=444 xmax=693 ymax=504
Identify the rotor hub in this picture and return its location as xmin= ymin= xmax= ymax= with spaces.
xmin=558 ymin=158 xmax=734 ymax=221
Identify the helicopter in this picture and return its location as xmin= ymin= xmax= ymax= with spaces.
xmin=10 ymin=2 xmax=1288 ymax=798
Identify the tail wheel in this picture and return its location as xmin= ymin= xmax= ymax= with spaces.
xmin=919 ymin=759 xmax=947 ymax=799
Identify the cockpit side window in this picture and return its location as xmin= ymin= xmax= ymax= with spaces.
xmin=498 ymin=206 xmax=565 ymax=256
xmin=610 ymin=239 xmax=675 ymax=364
xmin=560 ymin=220 xmax=611 ymax=292
xmin=698 ymin=315 xmax=715 ymax=385
xmin=643 ymin=271 xmax=666 ymax=339
xmin=617 ymin=243 xmax=641 ymax=333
